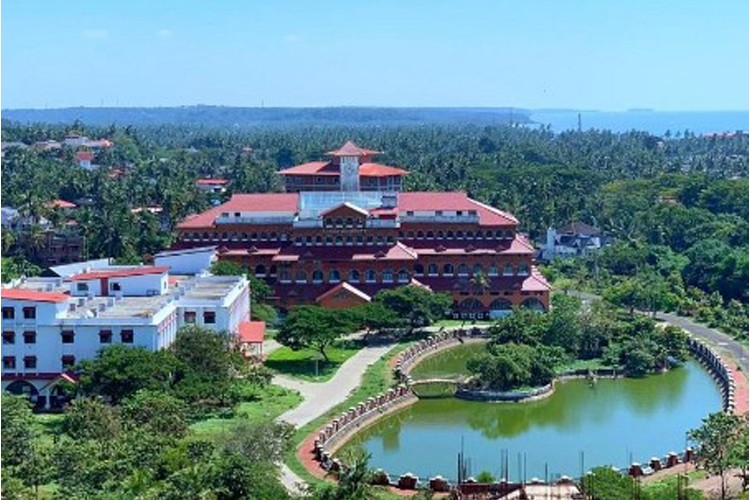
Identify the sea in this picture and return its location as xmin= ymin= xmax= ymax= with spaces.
xmin=527 ymin=110 xmax=748 ymax=136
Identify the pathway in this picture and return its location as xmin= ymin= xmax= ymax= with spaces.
xmin=272 ymin=342 xmax=394 ymax=493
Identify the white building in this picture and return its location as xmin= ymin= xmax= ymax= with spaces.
xmin=540 ymin=222 xmax=607 ymax=262
xmin=1 ymin=265 xmax=250 ymax=409
xmin=154 ymin=246 xmax=217 ymax=275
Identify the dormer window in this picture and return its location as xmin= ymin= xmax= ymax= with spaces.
xmin=77 ymin=283 xmax=89 ymax=292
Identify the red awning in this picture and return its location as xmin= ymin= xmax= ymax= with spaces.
xmin=239 ymin=321 xmax=265 ymax=344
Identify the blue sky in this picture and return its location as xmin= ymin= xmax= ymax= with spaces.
xmin=2 ymin=1 xmax=748 ymax=110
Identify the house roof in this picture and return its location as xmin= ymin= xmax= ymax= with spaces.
xmin=75 ymin=151 xmax=94 ymax=161
xmin=358 ymin=163 xmax=409 ymax=177
xmin=557 ymin=222 xmax=600 ymax=236
xmin=523 ymin=267 xmax=553 ymax=292
xmin=46 ymin=199 xmax=77 ymax=209
xmin=177 ymin=193 xmax=299 ymax=229
xmin=320 ymin=202 xmax=370 ymax=217
xmin=1 ymin=289 xmax=70 ymax=303
xmin=315 ymin=282 xmax=372 ymax=303
xmin=326 ymin=141 xmax=381 ymax=157
xmin=238 ymin=320 xmax=265 ymax=343
xmin=196 ymin=178 xmax=229 ymax=186
xmin=277 ymin=161 xmax=338 ymax=176
xmin=47 ymin=258 xmax=112 ymax=278
xmin=69 ymin=266 xmax=169 ymax=281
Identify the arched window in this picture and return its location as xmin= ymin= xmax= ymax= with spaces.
xmin=455 ymin=230 xmax=464 ymax=240
xmin=417 ymin=231 xmax=424 ymax=239
xmin=269 ymin=265 xmax=277 ymax=276
xmin=270 ymin=232 xmax=277 ymax=241
xmin=414 ymin=264 xmax=425 ymax=276
xmin=346 ymin=236 xmax=353 ymax=246
xmin=255 ymin=264 xmax=266 ymax=277
xmin=518 ymin=263 xmax=530 ymax=276
xmin=457 ymin=264 xmax=469 ymax=276
xmin=280 ymin=233 xmax=288 ymax=241
xmin=485 ymin=230 xmax=494 ymax=239
xmin=325 ymin=236 xmax=333 ymax=245
xmin=443 ymin=263 xmax=454 ymax=276
xmin=312 ymin=270 xmax=324 ymax=283
xmin=366 ymin=269 xmax=377 ymax=283
xmin=488 ymin=265 xmax=499 ymax=276
xmin=473 ymin=264 xmax=483 ymax=275
xmin=437 ymin=230 xmax=444 ymax=239
xmin=335 ymin=236 xmax=343 ymax=246
xmin=495 ymin=230 xmax=503 ymax=239
xmin=251 ymin=232 xmax=258 ymax=241
xmin=294 ymin=236 xmax=302 ymax=246
xmin=260 ymin=232 xmax=267 ymax=241
xmin=466 ymin=231 xmax=474 ymax=240
xmin=382 ymin=269 xmax=394 ymax=283
xmin=366 ymin=236 xmax=374 ymax=245
xmin=348 ymin=269 xmax=360 ymax=282
xmin=356 ymin=235 xmax=364 ymax=244
xmin=428 ymin=263 xmax=439 ymax=276
xmin=315 ymin=236 xmax=323 ymax=245
xmin=280 ymin=270 xmax=291 ymax=282
xmin=306 ymin=236 xmax=313 ymax=245
xmin=295 ymin=270 xmax=307 ymax=283
xmin=398 ymin=231 xmax=405 ymax=239
xmin=489 ymin=298 xmax=513 ymax=311
xmin=407 ymin=231 xmax=415 ymax=239
xmin=386 ymin=236 xmax=394 ymax=245
xmin=221 ymin=232 xmax=228 ymax=240
xmin=335 ymin=217 xmax=344 ymax=227
xmin=329 ymin=269 xmax=341 ymax=283
xmin=202 ymin=232 xmax=209 ymax=240
xmin=398 ymin=269 xmax=409 ymax=283
xmin=504 ymin=263 xmax=514 ymax=276
xmin=475 ymin=231 xmax=483 ymax=240
xmin=446 ymin=231 xmax=454 ymax=240
xmin=241 ymin=232 xmax=249 ymax=241
xmin=458 ymin=298 xmax=484 ymax=311
xmin=192 ymin=232 xmax=200 ymax=240
xmin=345 ymin=217 xmax=354 ymax=227
xmin=229 ymin=232 xmax=238 ymax=241
xmin=376 ymin=235 xmax=384 ymax=245
xmin=521 ymin=298 xmax=546 ymax=312
xmin=505 ymin=230 xmax=514 ymax=239
xmin=426 ymin=231 xmax=434 ymax=240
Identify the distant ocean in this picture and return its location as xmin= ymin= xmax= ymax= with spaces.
xmin=528 ymin=110 xmax=748 ymax=135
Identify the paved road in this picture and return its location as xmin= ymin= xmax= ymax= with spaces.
xmin=272 ymin=343 xmax=394 ymax=493
xmin=572 ymin=291 xmax=749 ymax=373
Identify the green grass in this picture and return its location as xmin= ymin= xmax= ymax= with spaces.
xmin=284 ymin=342 xmax=413 ymax=488
xmin=190 ymin=384 xmax=303 ymax=436
xmin=265 ymin=341 xmax=362 ymax=382
xmin=433 ymin=319 xmax=493 ymax=328
xmin=33 ymin=413 xmax=65 ymax=445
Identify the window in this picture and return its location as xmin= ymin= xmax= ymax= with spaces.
xmin=473 ymin=264 xmax=483 ymax=275
xmin=121 ymin=329 xmax=135 ymax=343
xmin=3 ymin=331 xmax=15 ymax=344
xmin=110 ymin=282 xmax=121 ymax=292
xmin=23 ymin=331 xmax=36 ymax=344
xmin=428 ymin=263 xmax=439 ymax=276
xmin=312 ymin=270 xmax=324 ymax=283
xmin=76 ymin=283 xmax=89 ymax=292
xmin=348 ymin=269 xmax=360 ymax=282
xmin=203 ymin=312 xmax=216 ymax=324
xmin=519 ymin=264 xmax=530 ymax=276
xmin=489 ymin=265 xmax=499 ymax=276
xmin=446 ymin=231 xmax=454 ymax=240
xmin=61 ymin=330 xmax=75 ymax=344
xmin=3 ymin=356 xmax=16 ymax=369
xmin=2 ymin=307 xmax=14 ymax=320
xmin=366 ymin=270 xmax=377 ymax=283
xmin=329 ymin=270 xmax=341 ymax=283
xmin=398 ymin=269 xmax=409 ymax=283
xmin=280 ymin=270 xmax=291 ymax=282
xmin=443 ymin=263 xmax=454 ymax=276
xmin=414 ymin=264 xmax=424 ymax=276
xmin=457 ymin=264 xmax=469 ymax=276
xmin=382 ymin=269 xmax=394 ymax=283
xmin=455 ymin=231 xmax=464 ymax=240
xmin=61 ymin=355 xmax=76 ymax=369
xmin=255 ymin=264 xmax=266 ymax=277
xmin=466 ymin=231 xmax=475 ymax=240
xmin=23 ymin=356 xmax=37 ymax=369
xmin=417 ymin=231 xmax=424 ymax=239
xmin=22 ymin=307 xmax=36 ymax=320
xmin=99 ymin=330 xmax=113 ymax=343
xmin=504 ymin=263 xmax=514 ymax=276
xmin=295 ymin=270 xmax=307 ymax=283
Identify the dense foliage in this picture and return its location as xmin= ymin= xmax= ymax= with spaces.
xmin=468 ymin=295 xmax=690 ymax=389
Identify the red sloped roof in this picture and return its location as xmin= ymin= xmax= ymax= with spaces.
xmin=46 ymin=199 xmax=77 ymax=209
xmin=358 ymin=163 xmax=409 ymax=177
xmin=176 ymin=193 xmax=299 ymax=229
xmin=315 ymin=282 xmax=372 ymax=303
xmin=196 ymin=178 xmax=229 ymax=185
xmin=277 ymin=161 xmax=337 ymax=176
xmin=468 ymin=199 xmax=519 ymax=225
xmin=239 ymin=321 xmax=265 ymax=343
xmin=1 ymin=289 xmax=69 ymax=303
xmin=76 ymin=151 xmax=94 ymax=161
xmin=398 ymin=192 xmax=473 ymax=211
xmin=326 ymin=141 xmax=381 ymax=157
xmin=522 ymin=267 xmax=553 ymax=292
xmin=70 ymin=266 xmax=169 ymax=281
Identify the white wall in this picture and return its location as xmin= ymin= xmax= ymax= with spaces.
xmin=155 ymin=250 xmax=216 ymax=275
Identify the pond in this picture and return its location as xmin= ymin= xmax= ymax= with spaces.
xmin=346 ymin=359 xmax=721 ymax=482
xmin=408 ymin=341 xmax=486 ymax=380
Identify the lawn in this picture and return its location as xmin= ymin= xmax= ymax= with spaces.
xmin=433 ymin=319 xmax=493 ymax=329
xmin=555 ymin=357 xmax=609 ymax=375
xmin=190 ymin=384 xmax=303 ymax=436
xmin=265 ymin=340 xmax=362 ymax=382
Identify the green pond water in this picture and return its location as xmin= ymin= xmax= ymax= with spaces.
xmin=346 ymin=344 xmax=722 ymax=482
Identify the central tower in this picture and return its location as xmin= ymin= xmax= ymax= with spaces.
xmin=339 ymin=155 xmax=360 ymax=192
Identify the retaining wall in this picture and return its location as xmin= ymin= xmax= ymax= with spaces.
xmin=687 ymin=337 xmax=736 ymax=413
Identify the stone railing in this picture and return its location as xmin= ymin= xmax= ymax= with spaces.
xmin=456 ymin=382 xmax=555 ymax=402
xmin=626 ymin=447 xmax=696 ymax=478
xmin=393 ymin=326 xmax=490 ymax=382
xmin=312 ymin=385 xmax=417 ymax=472
xmin=687 ymin=338 xmax=736 ymax=413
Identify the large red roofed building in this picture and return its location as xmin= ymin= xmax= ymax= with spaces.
xmin=173 ymin=142 xmax=550 ymax=318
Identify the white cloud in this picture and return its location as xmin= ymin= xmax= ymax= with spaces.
xmin=157 ymin=29 xmax=174 ymax=39
xmin=283 ymin=34 xmax=301 ymax=44
xmin=82 ymin=29 xmax=108 ymax=40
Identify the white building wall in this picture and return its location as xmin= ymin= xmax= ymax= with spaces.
xmin=155 ymin=249 xmax=216 ymax=275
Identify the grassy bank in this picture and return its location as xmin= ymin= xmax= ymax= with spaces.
xmin=265 ymin=340 xmax=362 ymax=382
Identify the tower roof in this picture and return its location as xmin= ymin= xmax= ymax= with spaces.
xmin=326 ymin=141 xmax=381 ymax=157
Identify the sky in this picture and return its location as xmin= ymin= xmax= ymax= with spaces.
xmin=2 ymin=1 xmax=748 ymax=110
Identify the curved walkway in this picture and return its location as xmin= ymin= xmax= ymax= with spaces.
xmin=272 ymin=343 xmax=394 ymax=493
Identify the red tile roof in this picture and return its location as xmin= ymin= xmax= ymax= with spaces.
xmin=70 ymin=266 xmax=169 ymax=281
xmin=76 ymin=151 xmax=94 ymax=161
xmin=239 ymin=321 xmax=265 ymax=343
xmin=326 ymin=141 xmax=381 ymax=157
xmin=46 ymin=199 xmax=77 ymax=209
xmin=177 ymin=194 xmax=299 ymax=229
xmin=1 ymin=289 xmax=69 ymax=303
xmin=277 ymin=161 xmax=337 ymax=176
xmin=196 ymin=178 xmax=229 ymax=185
xmin=315 ymin=282 xmax=372 ymax=303
xmin=358 ymin=163 xmax=409 ymax=177
xmin=522 ymin=267 xmax=552 ymax=292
